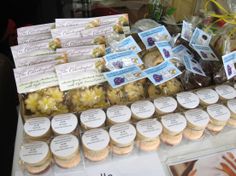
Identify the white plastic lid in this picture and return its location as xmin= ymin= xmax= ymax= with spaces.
xmin=184 ymin=109 xmax=210 ymax=127
xmin=227 ymin=99 xmax=236 ymax=114
xmin=50 ymin=134 xmax=79 ymax=158
xmin=215 ymin=85 xmax=236 ymax=100
xmin=82 ymin=128 xmax=110 ymax=151
xmin=176 ymin=92 xmax=200 ymax=109
xmin=107 ymin=105 xmax=131 ymax=123
xmin=136 ymin=119 xmax=162 ymax=138
xmin=131 ymin=100 xmax=155 ymax=119
xmin=51 ymin=113 xmax=78 ymax=135
xmin=20 ymin=141 xmax=49 ymax=164
xmin=207 ymin=104 xmax=231 ymax=122
xmin=161 ymin=113 xmax=187 ymax=133
xmin=24 ymin=117 xmax=50 ymax=137
xmin=80 ymin=109 xmax=106 ymax=128
xmin=196 ymin=89 xmax=219 ymax=105
xmin=109 ymin=123 xmax=136 ymax=145
xmin=154 ymin=97 xmax=177 ymax=113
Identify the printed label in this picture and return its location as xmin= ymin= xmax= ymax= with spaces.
xmin=51 ymin=113 xmax=78 ymax=135
xmin=154 ymin=96 xmax=177 ymax=113
xmin=215 ymin=85 xmax=236 ymax=100
xmin=207 ymin=104 xmax=230 ymax=121
xmin=155 ymin=41 xmax=173 ymax=60
xmin=107 ymin=105 xmax=131 ymax=123
xmin=103 ymin=65 xmax=146 ymax=88
xmin=136 ymin=119 xmax=162 ymax=138
xmin=82 ymin=128 xmax=110 ymax=151
xmin=161 ymin=113 xmax=187 ymax=133
xmin=50 ymin=134 xmax=79 ymax=157
xmin=17 ymin=32 xmax=52 ymax=44
xmin=190 ymin=28 xmax=211 ymax=46
xmin=227 ymin=99 xmax=236 ymax=114
xmin=192 ymin=44 xmax=218 ymax=61
xmin=51 ymin=26 xmax=84 ymax=38
xmin=14 ymin=62 xmax=58 ymax=93
xmin=131 ymin=100 xmax=155 ymax=119
xmin=222 ymin=51 xmax=236 ymax=79
xmin=172 ymin=44 xmax=193 ymax=62
xmin=144 ymin=61 xmax=182 ymax=86
xmin=104 ymin=50 xmax=143 ymax=70
xmin=138 ymin=26 xmax=171 ymax=49
xmin=109 ymin=123 xmax=136 ymax=145
xmin=184 ymin=109 xmax=210 ymax=127
xmin=80 ymin=109 xmax=106 ymax=128
xmin=20 ymin=141 xmax=49 ymax=164
xmin=181 ymin=21 xmax=193 ymax=41
xmin=183 ymin=55 xmax=206 ymax=76
xmin=196 ymin=88 xmax=219 ymax=105
xmin=80 ymin=24 xmax=115 ymax=38
xmin=176 ymin=92 xmax=200 ymax=109
xmin=55 ymin=59 xmax=106 ymax=91
xmin=24 ymin=117 xmax=50 ymax=137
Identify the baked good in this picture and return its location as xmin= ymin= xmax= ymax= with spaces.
xmin=131 ymin=100 xmax=155 ymax=121
xmin=124 ymin=82 xmax=145 ymax=102
xmin=142 ymin=49 xmax=163 ymax=68
xmin=196 ymin=88 xmax=219 ymax=106
xmin=106 ymin=105 xmax=131 ymax=125
xmin=215 ymin=85 xmax=236 ymax=101
xmin=136 ymin=119 xmax=162 ymax=151
xmin=109 ymin=123 xmax=136 ymax=155
xmin=154 ymin=96 xmax=177 ymax=115
xmin=176 ymin=92 xmax=200 ymax=110
xmin=107 ymin=86 xmax=126 ymax=105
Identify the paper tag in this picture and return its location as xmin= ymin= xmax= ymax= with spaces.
xmin=131 ymin=100 xmax=155 ymax=119
xmin=80 ymin=24 xmax=115 ymax=38
xmin=82 ymin=128 xmax=110 ymax=151
xmin=80 ymin=109 xmax=106 ymax=129
xmin=104 ymin=50 xmax=143 ymax=70
xmin=183 ymin=55 xmax=206 ymax=76
xmin=55 ymin=59 xmax=106 ymax=91
xmin=109 ymin=123 xmax=136 ymax=145
xmin=17 ymin=32 xmax=52 ymax=44
xmin=161 ymin=113 xmax=187 ymax=133
xmin=17 ymin=23 xmax=54 ymax=37
xmin=176 ymin=92 xmax=200 ymax=109
xmin=24 ymin=117 xmax=50 ymax=137
xmin=51 ymin=26 xmax=84 ymax=38
xmin=215 ymin=85 xmax=236 ymax=100
xmin=20 ymin=141 xmax=49 ymax=164
xmin=184 ymin=109 xmax=210 ymax=127
xmin=14 ymin=62 xmax=58 ymax=93
xmin=138 ymin=26 xmax=171 ymax=49
xmin=207 ymin=104 xmax=230 ymax=121
xmin=144 ymin=61 xmax=182 ymax=86
xmin=106 ymin=47 xmax=112 ymax=54
xmin=172 ymin=44 xmax=193 ymax=62
xmin=107 ymin=105 xmax=131 ymax=123
xmin=192 ymin=44 xmax=218 ymax=61
xmin=155 ymin=41 xmax=173 ymax=60
xmin=222 ymin=51 xmax=236 ymax=79
xmin=196 ymin=88 xmax=219 ymax=105
xmin=181 ymin=21 xmax=193 ymax=42
xmin=190 ymin=28 xmax=211 ymax=46
xmin=51 ymin=113 xmax=78 ymax=135
xmin=103 ymin=65 xmax=146 ymax=88
xmin=50 ymin=134 xmax=79 ymax=157
xmin=227 ymin=99 xmax=236 ymax=114
xmin=136 ymin=119 xmax=162 ymax=138
xmin=154 ymin=97 xmax=177 ymax=113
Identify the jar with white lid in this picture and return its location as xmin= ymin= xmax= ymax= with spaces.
xmin=227 ymin=99 xmax=236 ymax=127
xmin=131 ymin=100 xmax=155 ymax=121
xmin=176 ymin=92 xmax=200 ymax=110
xmin=196 ymin=88 xmax=219 ymax=106
xmin=153 ymin=96 xmax=177 ymax=115
xmin=106 ymin=105 xmax=131 ymax=125
xmin=215 ymin=85 xmax=236 ymax=101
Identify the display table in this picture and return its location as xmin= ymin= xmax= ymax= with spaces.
xmin=12 ymin=115 xmax=236 ymax=176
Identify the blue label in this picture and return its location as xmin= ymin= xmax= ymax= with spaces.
xmin=192 ymin=44 xmax=219 ymax=61
xmin=155 ymin=41 xmax=173 ymax=60
xmin=222 ymin=51 xmax=236 ymax=80
xmin=181 ymin=21 xmax=193 ymax=42
xmin=183 ymin=55 xmax=206 ymax=76
xmin=172 ymin=44 xmax=193 ymax=62
xmin=144 ymin=61 xmax=182 ymax=86
xmin=106 ymin=47 xmax=112 ymax=54
xmin=103 ymin=65 xmax=146 ymax=88
xmin=115 ymin=36 xmax=142 ymax=53
xmin=189 ymin=28 xmax=212 ymax=47
xmin=138 ymin=26 xmax=171 ymax=49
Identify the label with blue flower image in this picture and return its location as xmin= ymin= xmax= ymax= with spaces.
xmin=192 ymin=44 xmax=218 ymax=61
xmin=155 ymin=41 xmax=173 ymax=60
xmin=222 ymin=51 xmax=236 ymax=80
xmin=144 ymin=61 xmax=182 ymax=86
xmin=103 ymin=65 xmax=146 ymax=88
xmin=183 ymin=55 xmax=206 ymax=76
xmin=172 ymin=44 xmax=193 ymax=62
xmin=138 ymin=26 xmax=171 ymax=49
xmin=189 ymin=28 xmax=212 ymax=47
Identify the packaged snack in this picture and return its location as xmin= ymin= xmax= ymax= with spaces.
xmin=153 ymin=96 xmax=177 ymax=115
xmin=142 ymin=49 xmax=164 ymax=68
xmin=131 ymin=100 xmax=155 ymax=121
xmin=106 ymin=105 xmax=131 ymax=125
xmin=136 ymin=119 xmax=162 ymax=151
xmin=226 ymin=99 xmax=236 ymax=127
xmin=176 ymin=92 xmax=200 ymax=110
xmin=195 ymin=88 xmax=219 ymax=106
xmin=215 ymin=84 xmax=236 ymax=101
xmin=106 ymin=85 xmax=126 ymax=105
xmin=50 ymin=134 xmax=80 ymax=168
xmin=109 ymin=123 xmax=136 ymax=155
xmin=82 ymin=128 xmax=110 ymax=161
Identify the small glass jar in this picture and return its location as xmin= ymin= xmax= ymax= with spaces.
xmin=153 ymin=96 xmax=177 ymax=115
xmin=215 ymin=85 xmax=236 ymax=101
xmin=176 ymin=92 xmax=200 ymax=110
xmin=196 ymin=88 xmax=219 ymax=107
xmin=106 ymin=105 xmax=131 ymax=125
xmin=131 ymin=100 xmax=155 ymax=121
xmin=227 ymin=99 xmax=236 ymax=127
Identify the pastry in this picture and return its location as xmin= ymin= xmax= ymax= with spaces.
xmin=109 ymin=123 xmax=136 ymax=155
xmin=106 ymin=105 xmax=131 ymax=125
xmin=215 ymin=85 xmax=236 ymax=101
xmin=136 ymin=119 xmax=162 ymax=151
xmin=131 ymin=100 xmax=155 ymax=121
xmin=154 ymin=96 xmax=177 ymax=115
xmin=50 ymin=134 xmax=80 ymax=169
xmin=176 ymin=92 xmax=200 ymax=110
xmin=82 ymin=128 xmax=110 ymax=161
xmin=142 ymin=49 xmax=164 ymax=68
xmin=124 ymin=82 xmax=145 ymax=102
xmin=107 ymin=86 xmax=126 ymax=105
xmin=196 ymin=88 xmax=219 ymax=106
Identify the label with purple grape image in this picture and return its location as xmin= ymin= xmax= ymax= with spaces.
xmin=155 ymin=41 xmax=173 ymax=60
xmin=181 ymin=20 xmax=193 ymax=42
xmin=192 ymin=44 xmax=219 ymax=61
xmin=183 ymin=55 xmax=206 ymax=76
xmin=189 ymin=27 xmax=212 ymax=47
xmin=222 ymin=51 xmax=236 ymax=80
xmin=138 ymin=25 xmax=171 ymax=49
xmin=103 ymin=65 xmax=146 ymax=88
xmin=144 ymin=61 xmax=182 ymax=86
xmin=104 ymin=50 xmax=143 ymax=70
